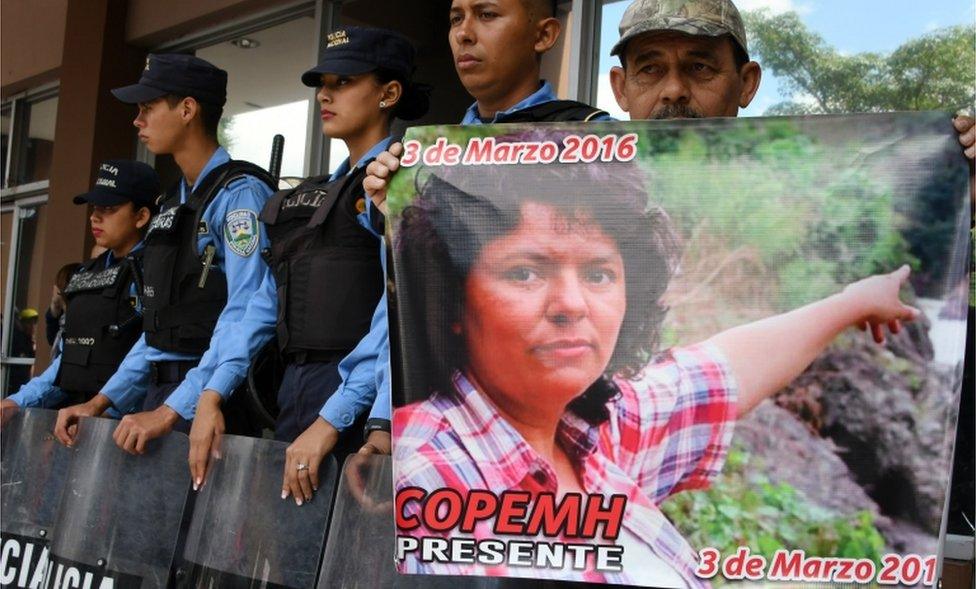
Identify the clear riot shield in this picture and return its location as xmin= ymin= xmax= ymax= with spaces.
xmin=45 ymin=416 xmax=191 ymax=588
xmin=0 ymin=409 xmax=72 ymax=589
xmin=318 ymin=454 xmax=503 ymax=589
xmin=178 ymin=434 xmax=337 ymax=588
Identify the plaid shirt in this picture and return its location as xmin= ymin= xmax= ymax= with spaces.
xmin=393 ymin=343 xmax=738 ymax=586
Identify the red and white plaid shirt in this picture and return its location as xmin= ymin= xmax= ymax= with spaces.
xmin=393 ymin=343 xmax=738 ymax=587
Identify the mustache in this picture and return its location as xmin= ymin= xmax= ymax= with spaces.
xmin=652 ymin=104 xmax=704 ymax=119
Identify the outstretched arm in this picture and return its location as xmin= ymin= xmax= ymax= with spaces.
xmin=708 ymin=265 xmax=919 ymax=417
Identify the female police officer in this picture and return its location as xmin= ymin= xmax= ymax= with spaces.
xmin=1 ymin=160 xmax=158 ymax=426
xmin=189 ymin=27 xmax=429 ymax=498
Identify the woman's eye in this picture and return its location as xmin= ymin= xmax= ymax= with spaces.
xmin=503 ymin=267 xmax=539 ymax=283
xmin=449 ymin=14 xmax=463 ymax=26
xmin=479 ymin=10 xmax=498 ymax=20
xmin=584 ymin=268 xmax=616 ymax=285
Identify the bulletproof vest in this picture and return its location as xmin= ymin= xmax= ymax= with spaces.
xmin=494 ymin=100 xmax=608 ymax=123
xmin=54 ymin=250 xmax=143 ymax=395
xmin=260 ymin=165 xmax=383 ymax=359
xmin=142 ymin=161 xmax=276 ymax=355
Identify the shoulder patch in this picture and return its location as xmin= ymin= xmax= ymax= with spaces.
xmin=224 ymin=208 xmax=260 ymax=257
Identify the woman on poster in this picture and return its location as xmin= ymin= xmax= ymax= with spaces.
xmin=392 ymin=158 xmax=919 ymax=587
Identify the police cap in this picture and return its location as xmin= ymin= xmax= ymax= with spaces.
xmin=72 ymin=160 xmax=161 ymax=213
xmin=301 ymin=27 xmax=416 ymax=87
xmin=112 ymin=53 xmax=228 ymax=106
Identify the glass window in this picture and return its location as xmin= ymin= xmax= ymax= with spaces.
xmin=196 ymin=16 xmax=318 ymax=181
xmin=2 ymin=201 xmax=48 ymax=396
xmin=1 ymin=105 xmax=11 ymax=188
xmin=0 ymin=210 xmax=13 ymax=315
xmin=25 ymin=96 xmax=57 ymax=183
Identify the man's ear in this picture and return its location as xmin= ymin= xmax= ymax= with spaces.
xmin=610 ymin=66 xmax=630 ymax=113
xmin=738 ymin=61 xmax=762 ymax=108
xmin=180 ymin=97 xmax=200 ymax=126
xmin=534 ymin=16 xmax=561 ymax=55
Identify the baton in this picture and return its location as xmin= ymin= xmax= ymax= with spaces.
xmin=269 ymin=134 xmax=285 ymax=184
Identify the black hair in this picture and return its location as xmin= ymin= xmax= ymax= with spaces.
xmin=394 ymin=132 xmax=680 ymax=424
xmin=164 ymin=94 xmax=222 ymax=139
xmin=522 ymin=0 xmax=558 ymax=18
xmin=373 ymin=68 xmax=431 ymax=122
xmin=55 ymin=262 xmax=83 ymax=292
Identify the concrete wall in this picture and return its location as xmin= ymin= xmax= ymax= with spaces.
xmin=0 ymin=0 xmax=67 ymax=97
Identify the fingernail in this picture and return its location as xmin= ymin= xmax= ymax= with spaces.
xmin=281 ymin=491 xmax=287 ymax=500
xmin=195 ymin=477 xmax=202 ymax=488
xmin=313 ymin=486 xmax=318 ymax=491
xmin=193 ymin=482 xmax=199 ymax=491
xmin=296 ymin=499 xmax=303 ymax=506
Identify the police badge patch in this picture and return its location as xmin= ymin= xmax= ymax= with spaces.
xmin=224 ymin=209 xmax=260 ymax=257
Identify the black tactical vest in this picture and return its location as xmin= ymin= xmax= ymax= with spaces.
xmin=260 ymin=165 xmax=383 ymax=360
xmin=54 ymin=250 xmax=143 ymax=395
xmin=494 ymin=100 xmax=608 ymax=123
xmin=142 ymin=161 xmax=276 ymax=355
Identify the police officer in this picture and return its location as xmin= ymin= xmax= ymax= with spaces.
xmin=53 ymin=54 xmax=276 ymax=454
xmin=189 ymin=27 xmax=429 ymax=499
xmin=1 ymin=160 xmax=158 ymax=426
xmin=359 ymin=0 xmax=614 ymax=462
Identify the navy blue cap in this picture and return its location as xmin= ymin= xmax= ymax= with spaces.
xmin=112 ymin=53 xmax=228 ymax=106
xmin=73 ymin=160 xmax=161 ymax=212
xmin=301 ymin=27 xmax=416 ymax=87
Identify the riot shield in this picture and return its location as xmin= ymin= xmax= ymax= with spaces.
xmin=0 ymin=409 xmax=72 ymax=588
xmin=45 ymin=416 xmax=191 ymax=588
xmin=318 ymin=454 xmax=502 ymax=589
xmin=178 ymin=434 xmax=336 ymax=588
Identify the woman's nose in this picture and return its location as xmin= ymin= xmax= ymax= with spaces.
xmin=546 ymin=272 xmax=588 ymax=325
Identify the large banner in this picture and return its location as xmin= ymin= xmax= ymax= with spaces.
xmin=386 ymin=113 xmax=971 ymax=587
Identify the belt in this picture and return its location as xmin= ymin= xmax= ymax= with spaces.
xmin=150 ymin=360 xmax=200 ymax=385
xmin=284 ymin=349 xmax=347 ymax=365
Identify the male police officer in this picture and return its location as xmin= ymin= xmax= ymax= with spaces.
xmin=357 ymin=0 xmax=616 ymax=458
xmin=1 ymin=161 xmax=158 ymax=426
xmin=54 ymin=54 xmax=276 ymax=453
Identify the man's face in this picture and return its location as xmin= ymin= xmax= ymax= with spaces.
xmin=133 ymin=97 xmax=187 ymax=155
xmin=448 ymin=0 xmax=556 ymax=105
xmin=610 ymin=31 xmax=761 ymax=120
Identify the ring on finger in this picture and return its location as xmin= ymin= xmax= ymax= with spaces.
xmin=296 ymin=463 xmax=308 ymax=471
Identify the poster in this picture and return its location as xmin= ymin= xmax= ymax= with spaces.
xmin=386 ymin=113 xmax=971 ymax=587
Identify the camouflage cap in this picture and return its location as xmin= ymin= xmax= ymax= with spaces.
xmin=610 ymin=0 xmax=748 ymax=59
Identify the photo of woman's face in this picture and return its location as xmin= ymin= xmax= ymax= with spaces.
xmin=461 ymin=202 xmax=627 ymax=411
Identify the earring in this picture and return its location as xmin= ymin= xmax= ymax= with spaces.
xmin=379 ymin=101 xmax=388 ymax=109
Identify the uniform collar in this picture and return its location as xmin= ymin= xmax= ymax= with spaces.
xmin=104 ymin=240 xmax=145 ymax=268
xmin=180 ymin=146 xmax=231 ymax=202
xmin=329 ymin=136 xmax=395 ymax=182
xmin=461 ymin=81 xmax=557 ymax=125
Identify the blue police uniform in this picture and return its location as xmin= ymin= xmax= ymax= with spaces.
xmin=100 ymin=147 xmax=274 ymax=423
xmin=9 ymin=245 xmax=143 ymax=414
xmin=213 ymin=27 xmax=430 ymax=447
xmin=215 ymin=137 xmax=393 ymax=443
